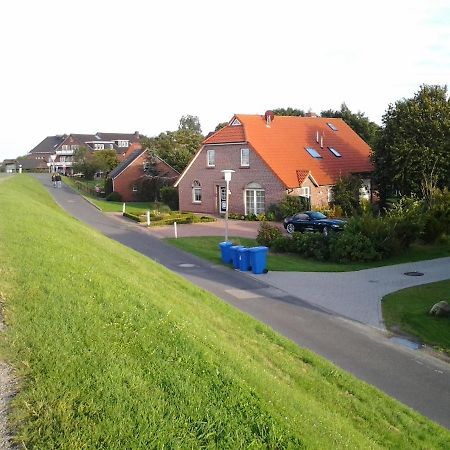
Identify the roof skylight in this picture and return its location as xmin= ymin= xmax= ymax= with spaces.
xmin=327 ymin=122 xmax=338 ymax=131
xmin=328 ymin=147 xmax=342 ymax=157
xmin=305 ymin=147 xmax=322 ymax=159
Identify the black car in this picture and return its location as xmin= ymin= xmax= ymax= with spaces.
xmin=283 ymin=211 xmax=346 ymax=236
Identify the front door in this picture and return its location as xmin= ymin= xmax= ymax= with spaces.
xmin=219 ymin=186 xmax=227 ymax=214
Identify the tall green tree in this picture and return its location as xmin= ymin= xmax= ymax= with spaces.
xmin=321 ymin=103 xmax=380 ymax=148
xmin=92 ymin=149 xmax=119 ymax=174
xmin=273 ymin=107 xmax=305 ymax=116
xmin=141 ymin=117 xmax=204 ymax=173
xmin=373 ymin=85 xmax=450 ymax=203
xmin=178 ymin=115 xmax=202 ymax=133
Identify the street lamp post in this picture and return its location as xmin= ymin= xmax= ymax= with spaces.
xmin=221 ymin=169 xmax=235 ymax=242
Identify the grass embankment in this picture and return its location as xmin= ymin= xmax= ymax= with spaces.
xmin=167 ymin=236 xmax=450 ymax=272
xmin=0 ymin=175 xmax=449 ymax=448
xmin=382 ymin=280 xmax=450 ymax=355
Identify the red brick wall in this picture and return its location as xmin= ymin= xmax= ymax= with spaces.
xmin=113 ymin=154 xmax=179 ymax=202
xmin=177 ymin=144 xmax=286 ymax=215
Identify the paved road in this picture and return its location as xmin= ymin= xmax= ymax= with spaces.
xmin=36 ymin=175 xmax=450 ymax=429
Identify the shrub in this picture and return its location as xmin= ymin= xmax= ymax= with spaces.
xmin=332 ymin=175 xmax=362 ymax=216
xmin=280 ymin=195 xmax=309 ymax=218
xmin=123 ymin=212 xmax=144 ymax=222
xmin=271 ymin=236 xmax=294 ymax=253
xmin=266 ymin=203 xmax=283 ymax=221
xmin=329 ymin=232 xmax=380 ymax=262
xmin=290 ymin=233 xmax=331 ymax=261
xmin=106 ymin=191 xmax=122 ymax=202
xmin=160 ymin=186 xmax=179 ymax=211
xmin=104 ymin=177 xmax=113 ymax=196
xmin=256 ymin=222 xmax=283 ymax=247
xmin=423 ymin=188 xmax=450 ymax=243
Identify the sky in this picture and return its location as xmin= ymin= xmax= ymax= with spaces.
xmin=0 ymin=0 xmax=449 ymax=161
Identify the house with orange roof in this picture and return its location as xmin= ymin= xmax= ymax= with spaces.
xmin=174 ymin=111 xmax=373 ymax=216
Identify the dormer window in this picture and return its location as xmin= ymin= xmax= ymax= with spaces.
xmin=305 ymin=147 xmax=322 ymax=159
xmin=117 ymin=140 xmax=129 ymax=148
xmin=230 ymin=118 xmax=241 ymax=126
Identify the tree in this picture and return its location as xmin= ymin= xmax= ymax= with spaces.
xmin=321 ymin=103 xmax=380 ymax=148
xmin=141 ymin=117 xmax=204 ymax=173
xmin=73 ymin=147 xmax=97 ymax=179
xmin=178 ymin=115 xmax=202 ymax=133
xmin=215 ymin=122 xmax=228 ymax=131
xmin=373 ymin=85 xmax=450 ymax=203
xmin=331 ymin=175 xmax=362 ymax=216
xmin=272 ymin=107 xmax=305 ymax=116
xmin=92 ymin=149 xmax=119 ymax=174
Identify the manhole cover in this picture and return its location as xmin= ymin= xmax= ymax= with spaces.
xmin=179 ymin=263 xmax=195 ymax=268
xmin=404 ymin=271 xmax=424 ymax=276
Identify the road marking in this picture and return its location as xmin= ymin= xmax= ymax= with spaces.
xmin=225 ymin=289 xmax=261 ymax=300
xmin=179 ymin=263 xmax=196 ymax=268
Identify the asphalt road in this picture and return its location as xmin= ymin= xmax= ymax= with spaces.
xmin=35 ymin=175 xmax=450 ymax=429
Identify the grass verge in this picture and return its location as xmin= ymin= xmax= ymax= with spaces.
xmin=0 ymin=175 xmax=449 ymax=448
xmin=382 ymin=280 xmax=450 ymax=355
xmin=166 ymin=236 xmax=450 ymax=272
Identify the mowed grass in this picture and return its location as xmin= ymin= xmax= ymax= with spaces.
xmin=167 ymin=236 xmax=450 ymax=272
xmin=0 ymin=176 xmax=449 ymax=448
xmin=382 ymin=280 xmax=450 ymax=355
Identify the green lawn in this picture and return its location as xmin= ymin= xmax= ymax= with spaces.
xmin=382 ymin=280 xmax=450 ymax=355
xmin=63 ymin=176 xmax=167 ymax=214
xmin=167 ymin=236 xmax=450 ymax=272
xmin=0 ymin=175 xmax=449 ymax=448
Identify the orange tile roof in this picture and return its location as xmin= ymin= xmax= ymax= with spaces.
xmin=203 ymin=125 xmax=246 ymax=144
xmin=205 ymin=114 xmax=373 ymax=187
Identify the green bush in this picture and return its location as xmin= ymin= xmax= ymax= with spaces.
xmin=329 ymin=232 xmax=380 ymax=262
xmin=266 ymin=203 xmax=283 ymax=221
xmin=256 ymin=222 xmax=283 ymax=247
xmin=280 ymin=195 xmax=309 ymax=218
xmin=106 ymin=191 xmax=122 ymax=202
xmin=423 ymin=188 xmax=450 ymax=243
xmin=123 ymin=212 xmax=144 ymax=222
xmin=271 ymin=236 xmax=294 ymax=253
xmin=290 ymin=233 xmax=331 ymax=261
xmin=160 ymin=186 xmax=179 ymax=211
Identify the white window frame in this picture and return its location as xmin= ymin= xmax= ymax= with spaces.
xmin=132 ymin=186 xmax=138 ymax=192
xmin=244 ymin=188 xmax=265 ymax=215
xmin=241 ymin=148 xmax=250 ymax=167
xmin=206 ymin=149 xmax=215 ymax=167
xmin=299 ymin=186 xmax=310 ymax=198
xmin=192 ymin=180 xmax=202 ymax=203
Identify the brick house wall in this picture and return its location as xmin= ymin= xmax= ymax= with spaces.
xmin=177 ymin=143 xmax=286 ymax=215
xmin=113 ymin=153 xmax=179 ymax=202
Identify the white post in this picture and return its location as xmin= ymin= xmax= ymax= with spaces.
xmin=122 ymin=202 xmax=126 ymax=214
xmin=146 ymin=210 xmax=150 ymax=226
xmin=225 ymin=178 xmax=230 ymax=242
xmin=174 ymin=221 xmax=178 ymax=239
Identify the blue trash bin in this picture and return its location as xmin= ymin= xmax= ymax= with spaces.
xmin=230 ymin=245 xmax=244 ymax=269
xmin=249 ymin=246 xmax=268 ymax=274
xmin=238 ymin=247 xmax=250 ymax=271
xmin=219 ymin=241 xmax=233 ymax=264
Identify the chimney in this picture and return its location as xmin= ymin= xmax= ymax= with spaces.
xmin=134 ymin=131 xmax=140 ymax=139
xmin=264 ymin=110 xmax=275 ymax=127
xmin=305 ymin=111 xmax=317 ymax=118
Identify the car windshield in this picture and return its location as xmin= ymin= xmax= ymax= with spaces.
xmin=309 ymin=212 xmax=327 ymax=220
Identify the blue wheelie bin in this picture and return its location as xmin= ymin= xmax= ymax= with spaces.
xmin=219 ymin=241 xmax=233 ymax=264
xmin=249 ymin=246 xmax=268 ymax=274
xmin=238 ymin=247 xmax=250 ymax=271
xmin=230 ymin=245 xmax=244 ymax=269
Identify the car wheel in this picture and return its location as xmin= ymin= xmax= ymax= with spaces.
xmin=322 ymin=226 xmax=329 ymax=237
xmin=286 ymin=223 xmax=295 ymax=234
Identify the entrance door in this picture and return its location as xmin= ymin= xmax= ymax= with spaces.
xmin=218 ymin=186 xmax=227 ymax=214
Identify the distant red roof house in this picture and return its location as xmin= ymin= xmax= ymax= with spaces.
xmin=175 ymin=112 xmax=373 ymax=216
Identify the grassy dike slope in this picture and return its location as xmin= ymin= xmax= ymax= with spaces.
xmin=0 ymin=176 xmax=448 ymax=449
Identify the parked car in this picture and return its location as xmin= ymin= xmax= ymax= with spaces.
xmin=283 ymin=211 xmax=346 ymax=236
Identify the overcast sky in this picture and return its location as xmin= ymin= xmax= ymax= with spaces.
xmin=0 ymin=0 xmax=448 ymax=161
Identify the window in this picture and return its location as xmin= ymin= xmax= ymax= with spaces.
xmin=230 ymin=118 xmax=241 ymax=126
xmin=241 ymin=148 xmax=250 ymax=167
xmin=206 ymin=149 xmax=215 ymax=167
xmin=299 ymin=186 xmax=310 ymax=198
xmin=132 ymin=186 xmax=138 ymax=192
xmin=192 ymin=180 xmax=202 ymax=203
xmin=245 ymin=182 xmax=265 ymax=215
xmin=327 ymin=122 xmax=338 ymax=131
xmin=328 ymin=147 xmax=341 ymax=157
xmin=94 ymin=143 xmax=105 ymax=150
xmin=305 ymin=147 xmax=322 ymax=159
